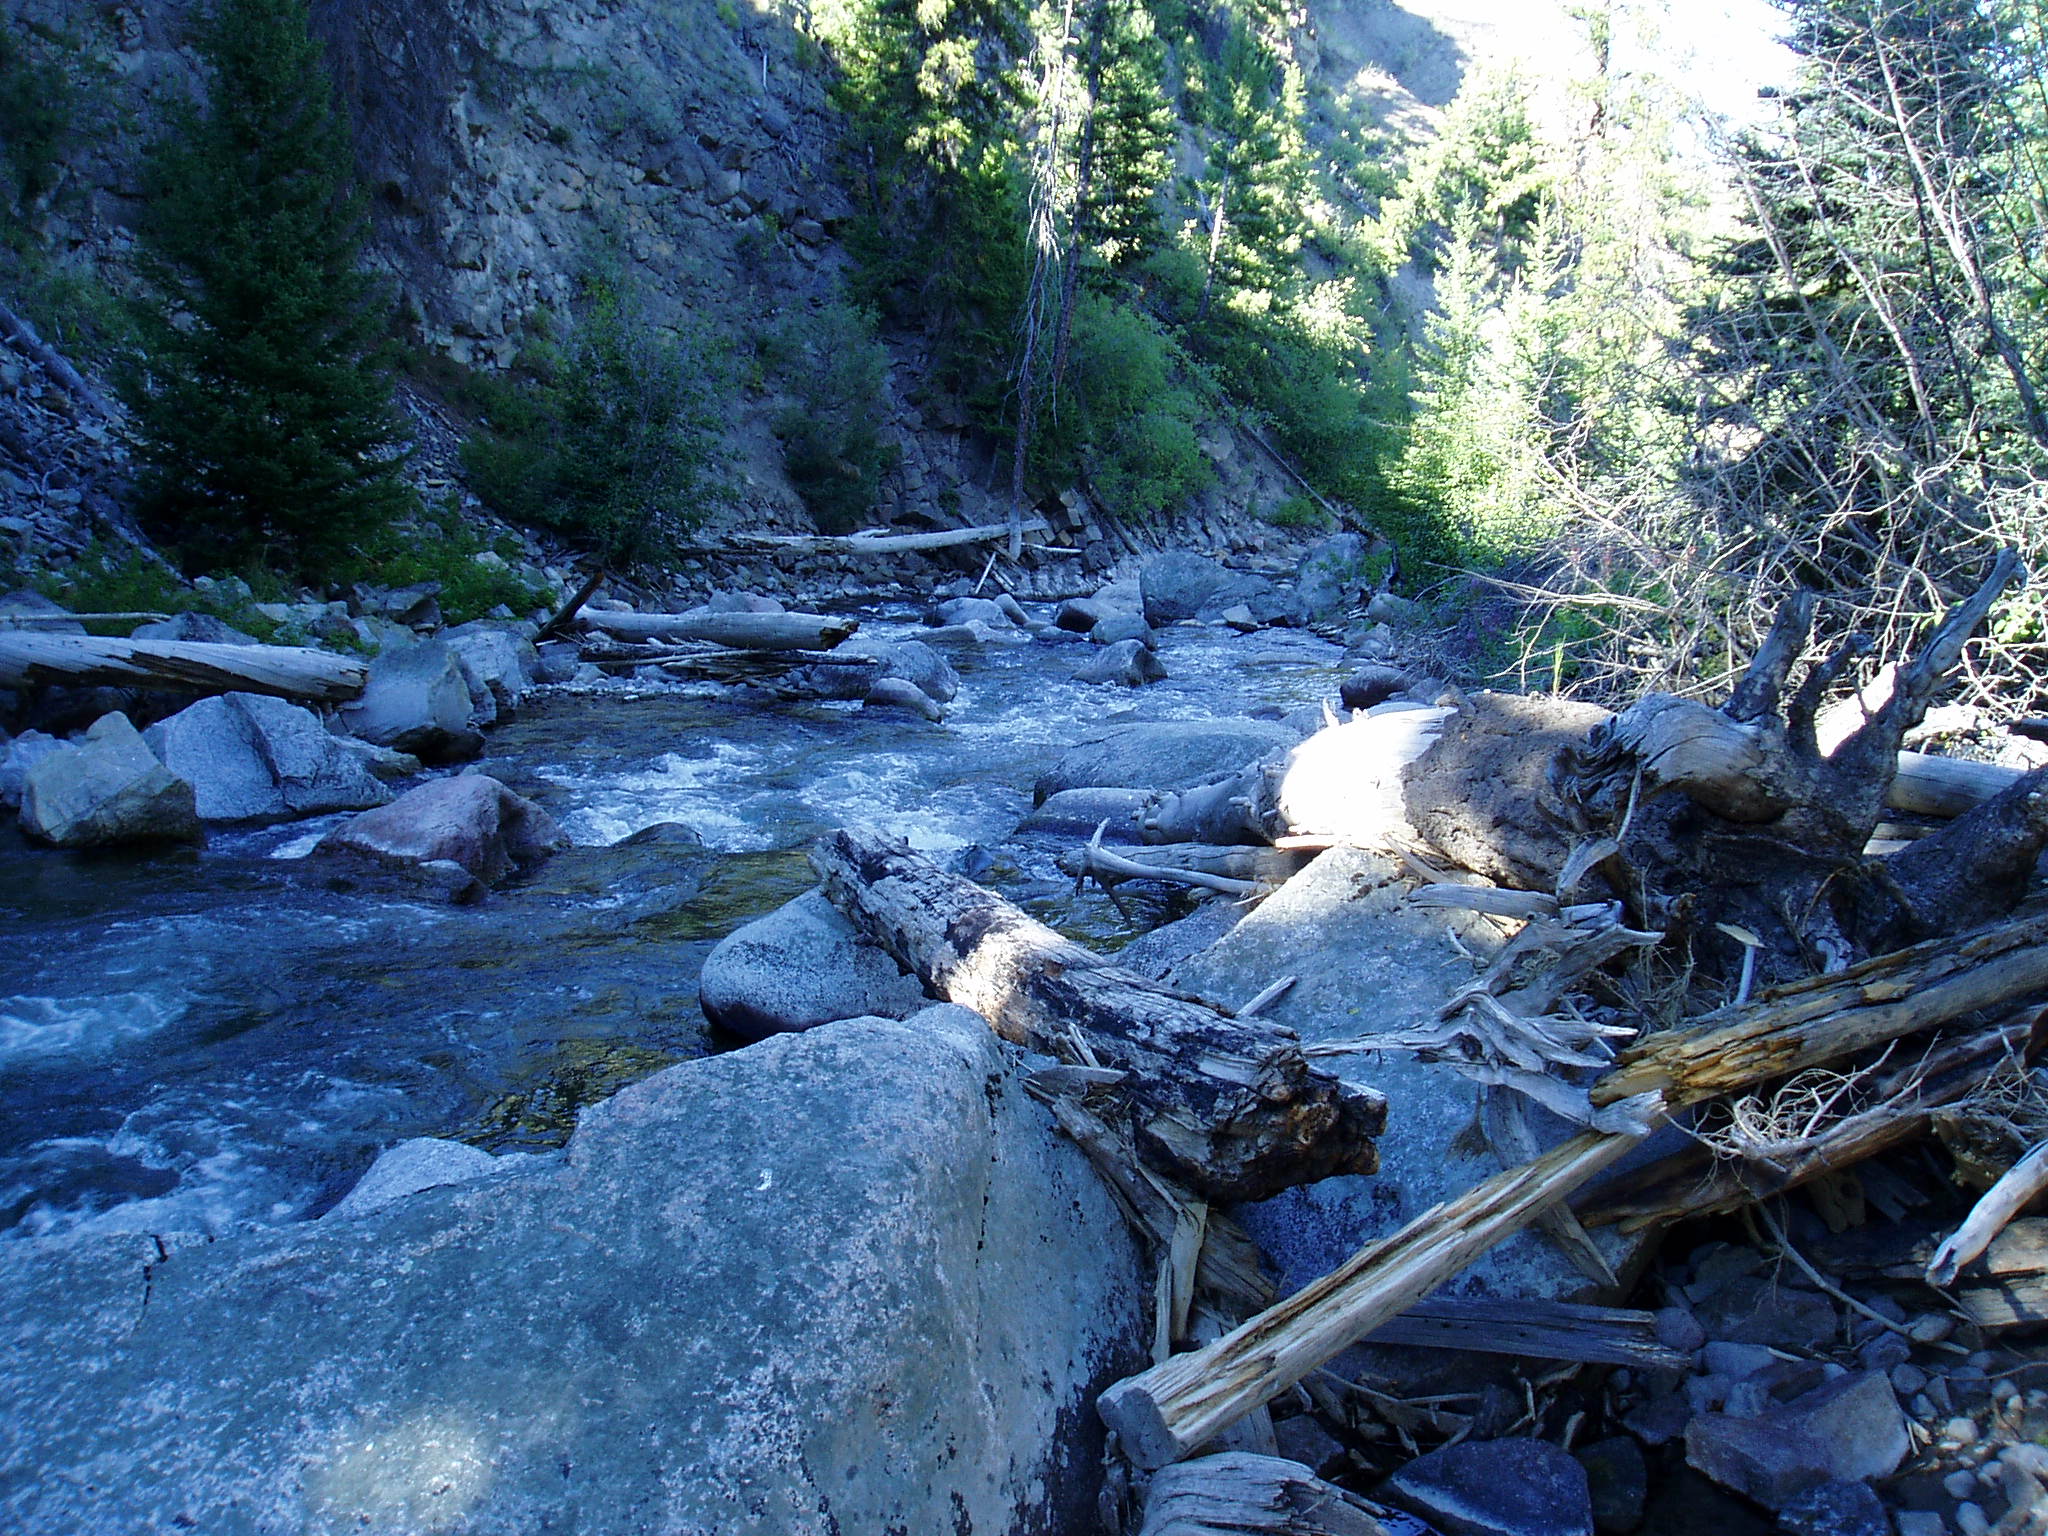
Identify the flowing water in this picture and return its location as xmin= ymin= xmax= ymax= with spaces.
xmin=0 ymin=606 xmax=1350 ymax=1243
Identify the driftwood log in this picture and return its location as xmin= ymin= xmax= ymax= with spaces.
xmin=810 ymin=827 xmax=1386 ymax=1205
xmin=577 ymin=610 xmax=858 ymax=650
xmin=0 ymin=632 xmax=366 ymax=703
xmin=1136 ymin=1453 xmax=1393 ymax=1536
xmin=685 ymin=516 xmax=1052 ymax=557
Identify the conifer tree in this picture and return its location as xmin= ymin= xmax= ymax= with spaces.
xmin=125 ymin=0 xmax=413 ymax=580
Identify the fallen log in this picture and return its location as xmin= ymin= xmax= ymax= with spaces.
xmin=1362 ymin=1295 xmax=1687 ymax=1370
xmin=811 ymin=827 xmax=1387 ymax=1204
xmin=1096 ymin=1114 xmax=1660 ymax=1469
xmin=1577 ymin=1014 xmax=2034 ymax=1232
xmin=1135 ymin=1453 xmax=1392 ymax=1536
xmin=0 ymin=632 xmax=366 ymax=703
xmin=578 ymin=610 xmax=857 ymax=650
xmin=1590 ymin=912 xmax=2048 ymax=1109
xmin=686 ymin=517 xmax=1051 ymax=557
xmin=0 ymin=611 xmax=173 ymax=627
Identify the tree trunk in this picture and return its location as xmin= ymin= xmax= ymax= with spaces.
xmin=577 ymin=611 xmax=857 ymax=650
xmin=684 ymin=517 xmax=1051 ymax=557
xmin=0 ymin=633 xmax=366 ymax=703
xmin=810 ymin=827 xmax=1386 ymax=1204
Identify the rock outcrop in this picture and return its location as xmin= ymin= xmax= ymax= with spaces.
xmin=315 ymin=773 xmax=568 ymax=892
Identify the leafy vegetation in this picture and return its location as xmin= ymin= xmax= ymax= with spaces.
xmin=121 ymin=0 xmax=416 ymax=584
xmin=765 ymin=303 xmax=898 ymax=535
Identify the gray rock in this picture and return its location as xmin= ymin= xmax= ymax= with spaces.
xmin=1576 ymin=1436 xmax=1647 ymax=1536
xmin=352 ymin=580 xmax=442 ymax=629
xmin=1379 ymin=1437 xmax=1594 ymax=1536
xmin=324 ymin=1137 xmax=543 ymax=1221
xmin=0 ymin=588 xmax=83 ymax=632
xmin=1367 ymin=591 xmax=1429 ymax=627
xmin=1054 ymin=596 xmax=1110 ymax=633
xmin=1090 ymin=610 xmax=1158 ymax=647
xmin=339 ymin=638 xmax=485 ymax=764
xmin=1695 ymin=1276 xmax=1838 ymax=1350
xmin=130 ymin=611 xmax=264 ymax=646
xmin=1655 ymin=1305 xmax=1708 ymax=1354
xmin=922 ymin=619 xmax=1032 ymax=646
xmin=994 ymin=593 xmax=1031 ymax=627
xmin=1138 ymin=551 xmax=1235 ymax=624
xmin=1686 ymin=1372 xmax=1909 ymax=1509
xmin=1218 ymin=603 xmax=1259 ymax=631
xmin=1705 ymin=1341 xmax=1782 ymax=1379
xmin=1072 ymin=638 xmax=1166 ymax=686
xmin=1166 ymin=847 xmax=1639 ymax=1305
xmin=863 ymin=675 xmax=944 ymax=721
xmin=1272 ymin=1415 xmax=1346 ymax=1478
xmin=0 ymin=728 xmax=63 ymax=809
xmin=20 ymin=713 xmax=201 ymax=847
xmin=443 ymin=622 xmax=538 ymax=725
xmin=1295 ymin=533 xmax=1374 ymax=621
xmin=533 ymin=640 xmax=581 ymax=684
xmin=0 ymin=1006 xmax=1144 ymax=1536
xmin=144 ymin=693 xmax=391 ymax=823
xmin=703 ymin=590 xmax=783 ymax=614
xmin=935 ymin=595 xmax=1012 ymax=627
xmin=699 ymin=887 xmax=930 ymax=1040
xmin=1031 ymin=719 xmax=1297 ymax=803
xmin=330 ymin=735 xmax=422 ymax=783
xmin=315 ymin=773 xmax=568 ymax=890
xmin=1776 ymin=1480 xmax=1889 ymax=1536
xmin=1341 ymin=665 xmax=1411 ymax=711
xmin=846 ymin=637 xmax=959 ymax=704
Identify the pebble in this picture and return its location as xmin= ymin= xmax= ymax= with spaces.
xmin=2004 ymin=1445 xmax=2048 ymax=1478
xmin=1929 ymin=1376 xmax=1957 ymax=1414
xmin=1955 ymin=1502 xmax=1992 ymax=1536
xmin=1993 ymin=1378 xmax=2020 ymax=1407
xmin=1944 ymin=1471 xmax=1980 ymax=1500
xmin=1941 ymin=1416 xmax=1980 ymax=1448
xmin=1912 ymin=1316 xmax=1957 ymax=1344
xmin=1896 ymin=1515 xmax=1946 ymax=1536
xmin=1915 ymin=1393 xmax=1939 ymax=1420
xmin=1894 ymin=1363 xmax=1930 ymax=1395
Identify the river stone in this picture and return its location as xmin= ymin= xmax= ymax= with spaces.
xmin=1055 ymin=596 xmax=1109 ymax=633
xmin=1380 ymin=1437 xmax=1594 ymax=1536
xmin=1685 ymin=1372 xmax=1909 ymax=1509
xmin=1031 ymin=718 xmax=1298 ymax=804
xmin=324 ymin=1137 xmax=547 ymax=1221
xmin=339 ymin=638 xmax=484 ymax=764
xmin=315 ymin=773 xmax=568 ymax=888
xmin=19 ymin=712 xmax=201 ymax=847
xmin=1090 ymin=610 xmax=1157 ymax=647
xmin=1073 ymin=638 xmax=1166 ymax=686
xmin=0 ymin=1006 xmax=1145 ymax=1535
xmin=1160 ymin=846 xmax=1642 ymax=1312
xmin=1295 ymin=532 xmax=1374 ymax=621
xmin=1014 ymin=786 xmax=1153 ymax=839
xmin=0 ymin=728 xmax=63 ymax=809
xmin=699 ymin=887 xmax=929 ymax=1039
xmin=1139 ymin=551 xmax=1237 ymax=624
xmin=846 ymin=637 xmax=960 ymax=703
xmin=936 ymin=595 xmax=1012 ymax=627
xmin=864 ymin=675 xmax=944 ymax=721
xmin=143 ymin=692 xmax=391 ymax=823
xmin=443 ymin=622 xmax=538 ymax=725
xmin=131 ymin=611 xmax=265 ymax=646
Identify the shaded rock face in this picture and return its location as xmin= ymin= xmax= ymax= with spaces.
xmin=0 ymin=728 xmax=63 ymax=809
xmin=1161 ymin=847 xmax=1643 ymax=1311
xmin=19 ymin=712 xmax=200 ymax=847
xmin=144 ymin=692 xmax=392 ymax=823
xmin=699 ymin=886 xmax=929 ymax=1040
xmin=441 ymin=622 xmax=538 ymax=728
xmin=338 ymin=638 xmax=484 ymax=764
xmin=0 ymin=1007 xmax=1147 ymax=1536
xmin=315 ymin=773 xmax=568 ymax=891
xmin=1032 ymin=719 xmax=1298 ymax=804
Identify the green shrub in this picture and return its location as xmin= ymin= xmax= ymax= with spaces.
xmin=462 ymin=269 xmax=728 ymax=564
xmin=364 ymin=496 xmax=555 ymax=625
xmin=1261 ymin=494 xmax=1332 ymax=531
xmin=768 ymin=303 xmax=897 ymax=535
xmin=29 ymin=544 xmax=287 ymax=639
xmin=1053 ymin=296 xmax=1214 ymax=523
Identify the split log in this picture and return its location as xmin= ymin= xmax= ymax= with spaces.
xmin=0 ymin=632 xmax=366 ymax=703
xmin=578 ymin=610 xmax=857 ymax=650
xmin=810 ymin=827 xmax=1387 ymax=1204
xmin=1137 ymin=1453 xmax=1392 ymax=1536
xmin=1096 ymin=1115 xmax=1661 ymax=1469
xmin=1578 ymin=1014 xmax=2034 ymax=1232
xmin=686 ymin=517 xmax=1051 ymax=557
xmin=1590 ymin=912 xmax=2048 ymax=1109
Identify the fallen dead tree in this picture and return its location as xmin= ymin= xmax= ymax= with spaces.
xmin=684 ymin=516 xmax=1052 ymax=558
xmin=811 ymin=827 xmax=1387 ymax=1205
xmin=575 ymin=638 xmax=878 ymax=686
xmin=0 ymin=632 xmax=366 ymax=703
xmin=577 ymin=610 xmax=858 ymax=650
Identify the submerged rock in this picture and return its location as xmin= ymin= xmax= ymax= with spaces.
xmin=144 ymin=692 xmax=391 ymax=823
xmin=19 ymin=712 xmax=201 ymax=848
xmin=698 ymin=886 xmax=928 ymax=1040
xmin=863 ymin=675 xmax=944 ymax=721
xmin=0 ymin=1006 xmax=1146 ymax=1535
xmin=315 ymin=773 xmax=568 ymax=891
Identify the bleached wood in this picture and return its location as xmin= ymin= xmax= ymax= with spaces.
xmin=1137 ymin=1453 xmax=1392 ymax=1536
xmin=578 ymin=610 xmax=858 ymax=650
xmin=688 ymin=517 xmax=1050 ymax=556
xmin=1929 ymin=1139 xmax=2048 ymax=1286
xmin=1097 ymin=1114 xmax=1660 ymax=1469
xmin=0 ymin=633 xmax=366 ymax=702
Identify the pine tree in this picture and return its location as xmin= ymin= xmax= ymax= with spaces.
xmin=125 ymin=0 xmax=413 ymax=580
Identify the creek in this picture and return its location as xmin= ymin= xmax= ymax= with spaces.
xmin=0 ymin=605 xmax=1350 ymax=1243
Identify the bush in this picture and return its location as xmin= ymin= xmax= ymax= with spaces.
xmin=1054 ymin=296 xmax=1214 ymax=523
xmin=462 ymin=269 xmax=728 ymax=564
xmin=767 ymin=303 xmax=898 ymax=535
xmin=364 ymin=497 xmax=555 ymax=625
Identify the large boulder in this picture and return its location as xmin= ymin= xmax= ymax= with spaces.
xmin=19 ymin=712 xmax=201 ymax=847
xmin=1032 ymin=718 xmax=1299 ymax=804
xmin=935 ymin=595 xmax=1013 ymax=628
xmin=855 ymin=638 xmax=960 ymax=704
xmin=314 ymin=773 xmax=568 ymax=890
xmin=338 ymin=638 xmax=484 ymax=764
xmin=1072 ymin=638 xmax=1167 ymax=686
xmin=1139 ymin=551 xmax=1294 ymax=626
xmin=442 ymin=622 xmax=539 ymax=728
xmin=0 ymin=1006 xmax=1145 ymax=1535
xmin=1294 ymin=533 xmax=1375 ymax=622
xmin=1160 ymin=847 xmax=1648 ymax=1319
xmin=143 ymin=692 xmax=392 ymax=823
xmin=699 ymin=886 xmax=929 ymax=1040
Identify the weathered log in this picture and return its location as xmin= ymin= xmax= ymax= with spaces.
xmin=1136 ymin=1453 xmax=1393 ymax=1536
xmin=686 ymin=517 xmax=1051 ymax=557
xmin=1590 ymin=912 xmax=2048 ymax=1109
xmin=1058 ymin=840 xmax=1308 ymax=895
xmin=578 ymin=610 xmax=858 ymax=650
xmin=535 ymin=566 xmax=607 ymax=641
xmin=1096 ymin=1115 xmax=1660 ymax=1469
xmin=0 ymin=632 xmax=366 ymax=703
xmin=1929 ymin=1138 xmax=2048 ymax=1287
xmin=811 ymin=827 xmax=1386 ymax=1204
xmin=1363 ymin=1295 xmax=1688 ymax=1369
xmin=0 ymin=611 xmax=174 ymax=627
xmin=1577 ymin=1014 xmax=2033 ymax=1232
